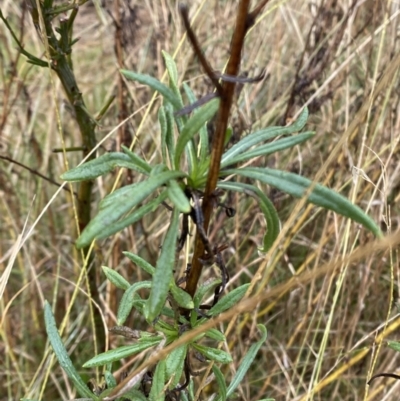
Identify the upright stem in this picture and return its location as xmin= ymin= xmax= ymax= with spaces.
xmin=40 ymin=7 xmax=104 ymax=349
xmin=185 ymin=0 xmax=251 ymax=297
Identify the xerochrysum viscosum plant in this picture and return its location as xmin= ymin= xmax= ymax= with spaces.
xmin=43 ymin=51 xmax=381 ymax=400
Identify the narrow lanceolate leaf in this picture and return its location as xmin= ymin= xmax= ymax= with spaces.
xmin=182 ymin=82 xmax=209 ymax=163
xmin=212 ymin=365 xmax=227 ymax=401
xmin=121 ymin=69 xmax=181 ymax=110
xmin=184 ymin=139 xmax=198 ymax=178
xmin=170 ymin=283 xmax=194 ymax=309
xmin=388 ymin=341 xmax=400 ymax=353
xmin=124 ymin=252 xmax=156 ymax=276
xmin=221 ymin=107 xmax=309 ymax=166
xmin=149 ymin=359 xmax=166 ymax=401
xmin=150 ymin=163 xmax=169 ymax=176
xmin=208 ymin=284 xmax=250 ymax=316
xmin=162 ymin=51 xmax=178 ymax=88
xmin=102 ymin=266 xmax=130 ymax=290
xmin=223 ymin=167 xmax=383 ymax=238
xmin=76 ymin=172 xmax=185 ymax=248
xmin=205 ymin=328 xmax=226 ymax=342
xmin=217 ymin=182 xmax=280 ymax=252
xmin=104 ymin=370 xmax=117 ymax=389
xmin=83 ymin=337 xmax=162 ymax=368
xmin=92 ymin=191 xmax=169 ymax=245
xmin=124 ymin=252 xmax=193 ymax=308
xmin=118 ymin=389 xmax=148 ymax=401
xmin=121 ymin=145 xmax=152 ymax=174
xmin=118 ymin=281 xmax=152 ymax=325
xmin=159 ymin=106 xmax=169 ymax=165
xmin=144 ymin=208 xmax=180 ymax=322
xmin=221 ymin=131 xmax=315 ymax=168
xmin=166 ymin=344 xmax=188 ymax=389
xmin=164 ymin=103 xmax=176 ymax=165
xmin=167 ymin=180 xmax=191 ymax=213
xmin=174 ymin=98 xmax=220 ymax=169
xmin=43 ymin=301 xmax=99 ymax=400
xmin=178 ymin=83 xmax=204 ymax=176
xmin=191 ymin=344 xmax=232 ymax=364
xmin=61 ymin=152 xmax=149 ymax=181
xmin=191 ymin=279 xmax=222 ymax=328
xmin=154 ymin=320 xmax=178 ymax=339
xmin=162 ymin=51 xmax=183 ymax=107
xmin=225 ymin=325 xmax=268 ymax=399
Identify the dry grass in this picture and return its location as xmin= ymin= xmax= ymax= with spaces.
xmin=1 ymin=0 xmax=400 ymax=400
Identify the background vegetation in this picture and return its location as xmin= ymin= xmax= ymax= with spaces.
xmin=1 ymin=0 xmax=400 ymax=400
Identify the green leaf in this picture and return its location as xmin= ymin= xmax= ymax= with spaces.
xmin=149 ymin=359 xmax=166 ymax=401
xmin=223 ymin=167 xmax=383 ymax=238
xmin=191 ymin=279 xmax=222 ymax=327
xmin=181 ymin=392 xmax=189 ymax=401
xmin=184 ymin=139 xmax=198 ymax=177
xmin=121 ymin=69 xmax=181 ymax=110
xmin=166 ymin=345 xmax=188 ymax=389
xmin=188 ymin=380 xmax=195 ymax=401
xmin=159 ymin=106 xmax=169 ymax=165
xmin=208 ymin=284 xmax=250 ymax=316
xmin=221 ymin=107 xmax=309 ymax=166
xmin=222 ymin=131 xmax=315 ymax=168
xmin=162 ymin=51 xmax=178 ymax=87
xmin=131 ymin=298 xmax=145 ymax=313
xmin=212 ymin=365 xmax=227 ymax=401
xmin=118 ymin=281 xmax=152 ymax=325
xmin=20 ymin=399 xmax=41 ymax=401
xmin=388 ymin=341 xmax=400 ymax=353
xmin=164 ymin=103 xmax=176 ymax=165
xmin=119 ymin=389 xmax=148 ymax=401
xmin=224 ymin=127 xmax=233 ymax=147
xmin=144 ymin=208 xmax=180 ymax=322
xmin=174 ymin=98 xmax=220 ymax=169
xmin=191 ymin=343 xmax=232 ymax=364
xmin=173 ymin=99 xmax=198 ymax=175
xmin=154 ymin=320 xmax=178 ymax=339
xmin=61 ymin=152 xmax=149 ymax=182
xmin=76 ymin=171 xmax=185 ymax=248
xmin=167 ymin=180 xmax=191 ymax=213
xmin=179 ymin=84 xmax=209 ymax=176
xmin=225 ymin=325 xmax=267 ymax=399
xmin=205 ymin=328 xmax=226 ymax=342
xmin=104 ymin=370 xmax=117 ymax=389
xmin=217 ymin=182 xmax=280 ymax=252
xmin=124 ymin=252 xmax=156 ymax=276
xmin=124 ymin=252 xmax=193 ymax=310
xmin=102 ymin=266 xmax=130 ymax=290
xmin=151 ymin=164 xmax=169 ymax=176
xmin=170 ymin=283 xmax=194 ymax=309
xmin=132 ymin=300 xmax=176 ymax=319
xmin=88 ymin=190 xmax=168 ymax=246
xmin=83 ymin=337 xmax=162 ymax=368
xmin=99 ymin=178 xmax=163 ymax=211
xmin=162 ymin=51 xmax=183 ymax=108
xmin=121 ymin=145 xmax=152 ymax=174
xmin=43 ymin=301 xmax=100 ymax=400
xmin=182 ymin=83 xmax=209 ymax=164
